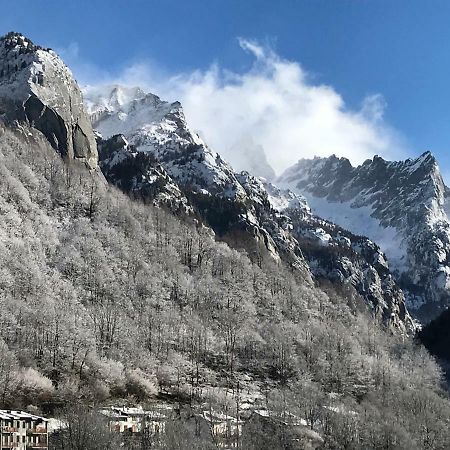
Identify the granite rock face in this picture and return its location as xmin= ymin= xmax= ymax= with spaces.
xmin=264 ymin=181 xmax=414 ymax=332
xmin=279 ymin=152 xmax=450 ymax=321
xmin=0 ymin=32 xmax=97 ymax=168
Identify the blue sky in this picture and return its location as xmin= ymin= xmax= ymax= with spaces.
xmin=2 ymin=0 xmax=450 ymax=177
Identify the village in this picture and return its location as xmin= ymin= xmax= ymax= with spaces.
xmin=0 ymin=403 xmax=325 ymax=450
xmin=97 ymin=404 xmax=324 ymax=449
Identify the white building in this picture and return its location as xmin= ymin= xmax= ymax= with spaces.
xmin=200 ymin=409 xmax=243 ymax=444
xmin=0 ymin=410 xmax=48 ymax=450
xmin=99 ymin=406 xmax=168 ymax=435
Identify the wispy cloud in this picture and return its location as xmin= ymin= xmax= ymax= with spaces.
xmin=70 ymin=39 xmax=409 ymax=174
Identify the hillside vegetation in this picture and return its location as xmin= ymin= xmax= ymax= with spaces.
xmin=0 ymin=124 xmax=449 ymax=448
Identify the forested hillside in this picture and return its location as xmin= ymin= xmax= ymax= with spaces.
xmin=0 ymin=123 xmax=449 ymax=448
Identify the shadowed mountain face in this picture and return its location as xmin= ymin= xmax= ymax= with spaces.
xmin=278 ymin=153 xmax=450 ymax=322
xmin=0 ymin=32 xmax=97 ymax=168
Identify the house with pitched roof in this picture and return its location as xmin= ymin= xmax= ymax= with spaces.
xmin=0 ymin=410 xmax=48 ymax=450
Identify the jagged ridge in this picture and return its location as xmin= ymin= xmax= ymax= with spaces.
xmin=279 ymin=152 xmax=450 ymax=320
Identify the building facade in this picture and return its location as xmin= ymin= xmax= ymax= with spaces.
xmin=0 ymin=410 xmax=48 ymax=450
xmin=99 ymin=406 xmax=168 ymax=435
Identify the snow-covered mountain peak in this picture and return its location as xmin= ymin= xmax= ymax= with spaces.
xmin=0 ymin=31 xmax=40 ymax=54
xmin=281 ymin=150 xmax=446 ymax=211
xmin=85 ymin=84 xmax=251 ymax=200
xmin=84 ymin=84 xmax=147 ymax=115
xmin=85 ymin=84 xmax=180 ymax=137
xmin=279 ymin=151 xmax=450 ymax=319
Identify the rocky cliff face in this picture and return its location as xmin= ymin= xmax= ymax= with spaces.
xmin=279 ymin=152 xmax=450 ymax=320
xmin=264 ymin=182 xmax=413 ymax=331
xmin=0 ymin=32 xmax=97 ymax=168
xmin=97 ymin=133 xmax=192 ymax=214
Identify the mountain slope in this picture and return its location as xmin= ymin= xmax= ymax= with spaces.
xmin=264 ymin=181 xmax=411 ymax=330
xmin=0 ymin=34 xmax=413 ymax=335
xmin=1 ymin=117 xmax=449 ymax=449
xmin=279 ymin=152 xmax=450 ymax=320
xmin=85 ymin=85 xmax=311 ymax=271
xmin=85 ymin=84 xmax=413 ymax=333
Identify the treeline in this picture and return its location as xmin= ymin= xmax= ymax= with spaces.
xmin=0 ymin=125 xmax=449 ymax=448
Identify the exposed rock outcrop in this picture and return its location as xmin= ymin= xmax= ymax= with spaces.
xmin=279 ymin=152 xmax=450 ymax=321
xmin=98 ymin=133 xmax=191 ymax=214
xmin=264 ymin=181 xmax=414 ymax=332
xmin=0 ymin=32 xmax=97 ymax=168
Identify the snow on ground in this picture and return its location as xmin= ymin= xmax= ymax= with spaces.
xmin=263 ymin=180 xmax=311 ymax=215
xmin=279 ymin=183 xmax=408 ymax=274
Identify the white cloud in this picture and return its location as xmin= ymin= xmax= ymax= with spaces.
xmin=237 ymin=37 xmax=267 ymax=60
xmin=74 ymin=39 xmax=409 ymax=175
